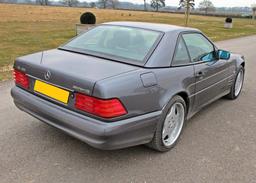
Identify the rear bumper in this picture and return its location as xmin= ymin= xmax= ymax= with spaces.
xmin=11 ymin=86 xmax=161 ymax=150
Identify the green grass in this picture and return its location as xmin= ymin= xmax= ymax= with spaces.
xmin=0 ymin=4 xmax=256 ymax=81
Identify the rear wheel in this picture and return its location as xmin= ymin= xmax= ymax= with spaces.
xmin=147 ymin=95 xmax=186 ymax=152
xmin=226 ymin=66 xmax=244 ymax=100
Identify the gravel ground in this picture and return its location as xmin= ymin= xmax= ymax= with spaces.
xmin=0 ymin=35 xmax=256 ymax=183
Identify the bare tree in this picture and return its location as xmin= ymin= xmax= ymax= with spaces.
xmin=151 ymin=0 xmax=165 ymax=12
xmin=98 ymin=0 xmax=108 ymax=9
xmin=90 ymin=2 xmax=96 ymax=8
xmin=179 ymin=0 xmax=195 ymax=26
xmin=36 ymin=0 xmax=44 ymax=5
xmin=36 ymin=0 xmax=49 ymax=5
xmin=63 ymin=0 xmax=78 ymax=7
xmin=199 ymin=0 xmax=215 ymax=14
xmin=110 ymin=0 xmax=119 ymax=9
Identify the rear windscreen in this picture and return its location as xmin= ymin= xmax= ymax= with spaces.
xmin=61 ymin=25 xmax=162 ymax=65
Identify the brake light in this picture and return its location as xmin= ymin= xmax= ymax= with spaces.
xmin=75 ymin=93 xmax=127 ymax=118
xmin=13 ymin=69 xmax=29 ymax=89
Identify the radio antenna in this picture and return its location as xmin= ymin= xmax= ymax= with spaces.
xmin=40 ymin=51 xmax=44 ymax=64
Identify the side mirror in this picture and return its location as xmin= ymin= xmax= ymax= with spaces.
xmin=218 ymin=50 xmax=231 ymax=60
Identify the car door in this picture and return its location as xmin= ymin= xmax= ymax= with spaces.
xmin=182 ymin=33 xmax=231 ymax=110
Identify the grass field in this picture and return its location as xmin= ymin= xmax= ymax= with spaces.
xmin=0 ymin=3 xmax=256 ymax=80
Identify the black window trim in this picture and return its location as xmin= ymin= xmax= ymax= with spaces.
xmin=171 ymin=31 xmax=219 ymax=67
xmin=171 ymin=34 xmax=192 ymax=67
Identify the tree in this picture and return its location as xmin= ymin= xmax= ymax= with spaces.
xmin=90 ymin=2 xmax=96 ymax=8
xmin=110 ymin=0 xmax=119 ymax=9
xmin=252 ymin=4 xmax=256 ymax=20
xmin=199 ymin=0 xmax=215 ymax=14
xmin=178 ymin=0 xmax=195 ymax=26
xmin=98 ymin=0 xmax=108 ymax=9
xmin=63 ymin=0 xmax=78 ymax=7
xmin=151 ymin=0 xmax=165 ymax=12
xmin=36 ymin=0 xmax=43 ymax=5
xmin=143 ymin=0 xmax=147 ymax=11
xmin=36 ymin=0 xmax=49 ymax=5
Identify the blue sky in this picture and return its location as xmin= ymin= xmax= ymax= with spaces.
xmin=87 ymin=0 xmax=256 ymax=7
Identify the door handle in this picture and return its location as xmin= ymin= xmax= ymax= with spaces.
xmin=196 ymin=71 xmax=205 ymax=78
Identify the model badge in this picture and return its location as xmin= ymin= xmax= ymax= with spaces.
xmin=73 ymin=85 xmax=90 ymax=94
xmin=44 ymin=70 xmax=51 ymax=80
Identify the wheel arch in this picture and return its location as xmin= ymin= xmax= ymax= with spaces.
xmin=176 ymin=91 xmax=189 ymax=113
xmin=235 ymin=55 xmax=245 ymax=70
xmin=241 ymin=62 xmax=245 ymax=68
xmin=161 ymin=90 xmax=190 ymax=116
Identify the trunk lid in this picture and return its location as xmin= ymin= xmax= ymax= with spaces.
xmin=14 ymin=49 xmax=138 ymax=95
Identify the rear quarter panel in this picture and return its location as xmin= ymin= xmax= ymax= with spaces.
xmin=93 ymin=65 xmax=196 ymax=120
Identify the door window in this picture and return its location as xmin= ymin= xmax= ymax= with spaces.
xmin=182 ymin=33 xmax=215 ymax=62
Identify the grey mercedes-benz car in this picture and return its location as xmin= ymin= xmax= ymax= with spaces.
xmin=11 ymin=22 xmax=245 ymax=152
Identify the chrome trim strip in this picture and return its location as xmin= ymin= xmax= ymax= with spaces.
xmin=27 ymin=74 xmax=74 ymax=92
xmin=186 ymin=68 xmax=232 ymax=96
xmin=195 ymin=68 xmax=229 ymax=84
xmin=189 ymin=74 xmax=234 ymax=98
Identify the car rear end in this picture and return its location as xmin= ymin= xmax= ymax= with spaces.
xmin=11 ymin=50 xmax=161 ymax=150
xmin=11 ymin=24 xmax=165 ymax=149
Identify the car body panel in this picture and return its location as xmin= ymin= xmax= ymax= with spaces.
xmin=103 ymin=21 xmax=199 ymax=33
xmin=11 ymin=86 xmax=161 ymax=150
xmin=193 ymin=59 xmax=235 ymax=110
xmin=15 ymin=49 xmax=139 ymax=95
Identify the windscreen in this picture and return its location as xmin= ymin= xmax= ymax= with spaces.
xmin=61 ymin=25 xmax=162 ymax=65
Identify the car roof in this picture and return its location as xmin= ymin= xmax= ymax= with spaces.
xmin=103 ymin=21 xmax=199 ymax=33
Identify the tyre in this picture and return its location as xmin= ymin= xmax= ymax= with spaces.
xmin=226 ymin=66 xmax=244 ymax=100
xmin=147 ymin=95 xmax=187 ymax=152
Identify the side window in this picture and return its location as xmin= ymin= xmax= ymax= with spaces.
xmin=172 ymin=37 xmax=190 ymax=66
xmin=182 ymin=33 xmax=215 ymax=62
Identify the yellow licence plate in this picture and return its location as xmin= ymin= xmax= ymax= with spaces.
xmin=34 ymin=80 xmax=70 ymax=104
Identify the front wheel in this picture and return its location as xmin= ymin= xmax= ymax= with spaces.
xmin=226 ymin=66 xmax=244 ymax=100
xmin=147 ymin=95 xmax=186 ymax=152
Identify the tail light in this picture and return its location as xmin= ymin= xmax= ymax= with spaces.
xmin=13 ymin=69 xmax=29 ymax=89
xmin=75 ymin=93 xmax=127 ymax=118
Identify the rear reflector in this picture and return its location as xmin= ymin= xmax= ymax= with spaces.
xmin=13 ymin=69 xmax=29 ymax=89
xmin=75 ymin=93 xmax=127 ymax=118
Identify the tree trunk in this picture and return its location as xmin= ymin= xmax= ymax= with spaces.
xmin=185 ymin=5 xmax=191 ymax=27
xmin=144 ymin=0 xmax=147 ymax=11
